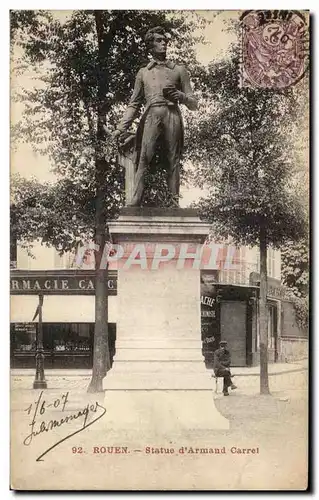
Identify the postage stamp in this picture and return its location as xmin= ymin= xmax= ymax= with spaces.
xmin=10 ymin=10 xmax=309 ymax=491
xmin=239 ymin=10 xmax=309 ymax=89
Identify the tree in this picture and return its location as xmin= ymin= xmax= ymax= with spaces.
xmin=11 ymin=10 xmax=206 ymax=391
xmin=186 ymin=51 xmax=308 ymax=394
xmin=281 ymin=237 xmax=309 ymax=334
xmin=281 ymin=237 xmax=309 ymax=298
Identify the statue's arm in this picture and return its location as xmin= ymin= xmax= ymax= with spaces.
xmin=117 ymin=69 xmax=144 ymax=132
xmin=179 ymin=65 xmax=198 ymax=111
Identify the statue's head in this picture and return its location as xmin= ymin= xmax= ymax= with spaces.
xmin=145 ymin=26 xmax=168 ymax=58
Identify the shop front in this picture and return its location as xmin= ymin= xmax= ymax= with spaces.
xmin=201 ymin=272 xmax=296 ymax=367
xmin=10 ymin=270 xmax=117 ymax=369
xmin=248 ymin=272 xmax=307 ymax=364
xmin=201 ymin=271 xmax=258 ymax=368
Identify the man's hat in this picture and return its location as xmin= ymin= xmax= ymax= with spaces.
xmin=219 ymin=340 xmax=227 ymax=346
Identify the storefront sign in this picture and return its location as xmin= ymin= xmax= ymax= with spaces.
xmin=200 ymin=293 xmax=217 ymax=319
xmin=201 ymin=295 xmax=216 ymax=307
xmin=13 ymin=322 xmax=36 ymax=333
xmin=201 ymin=310 xmax=216 ymax=318
xmin=10 ymin=271 xmax=117 ymax=296
xmin=267 ymin=284 xmax=290 ymax=300
xmin=249 ymin=272 xmax=290 ymax=300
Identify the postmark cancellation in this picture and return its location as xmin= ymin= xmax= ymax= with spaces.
xmin=239 ymin=10 xmax=309 ymax=89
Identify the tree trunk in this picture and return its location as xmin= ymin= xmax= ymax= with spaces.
xmin=87 ymin=11 xmax=111 ymax=393
xmin=87 ymin=231 xmax=110 ymax=393
xmin=259 ymin=225 xmax=270 ymax=395
xmin=87 ymin=157 xmax=111 ymax=393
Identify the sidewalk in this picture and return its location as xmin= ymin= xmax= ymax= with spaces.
xmin=10 ymin=360 xmax=308 ymax=400
xmin=10 ymin=362 xmax=308 ymax=490
xmin=10 ymin=359 xmax=308 ymax=378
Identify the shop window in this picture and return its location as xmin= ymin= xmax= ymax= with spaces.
xmin=256 ymin=251 xmax=260 ymax=274
xmin=267 ymin=248 xmax=276 ymax=278
xmin=219 ymin=247 xmax=247 ymax=285
xmin=11 ymin=323 xmax=117 ymax=369
xmin=235 ymin=247 xmax=244 ymax=284
xmin=42 ymin=323 xmax=93 ymax=351
xmin=11 ymin=323 xmax=37 ymax=351
xmin=256 ymin=248 xmax=276 ymax=278
xmin=11 ymin=323 xmax=117 ymax=354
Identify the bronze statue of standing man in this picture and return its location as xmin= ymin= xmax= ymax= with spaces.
xmin=113 ymin=26 xmax=198 ymax=207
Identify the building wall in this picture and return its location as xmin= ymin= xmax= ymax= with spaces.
xmin=281 ymin=300 xmax=308 ymax=339
xmin=13 ymin=243 xmax=117 ymax=328
xmin=11 ymin=294 xmax=118 ymax=323
xmin=14 ymin=239 xmax=285 ymax=367
xmin=278 ymin=300 xmax=308 ymax=362
xmin=279 ymin=338 xmax=308 ymax=362
xmin=218 ymin=245 xmax=281 ymax=285
xmin=17 ymin=242 xmax=76 ymax=270
xmin=17 ymin=240 xmax=281 ymax=279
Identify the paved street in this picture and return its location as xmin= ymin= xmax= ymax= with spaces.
xmin=10 ymin=363 xmax=308 ymax=490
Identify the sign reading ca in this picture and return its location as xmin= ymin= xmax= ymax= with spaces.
xmin=10 ymin=271 xmax=117 ymax=295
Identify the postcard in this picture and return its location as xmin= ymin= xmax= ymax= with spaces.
xmin=10 ymin=9 xmax=309 ymax=490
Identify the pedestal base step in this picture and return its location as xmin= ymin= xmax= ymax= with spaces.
xmin=104 ymin=370 xmax=213 ymax=390
xmin=103 ymin=390 xmax=229 ymax=432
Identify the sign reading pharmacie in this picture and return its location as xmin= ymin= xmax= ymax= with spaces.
xmin=10 ymin=270 xmax=117 ymax=296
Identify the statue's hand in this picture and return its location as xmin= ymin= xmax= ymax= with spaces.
xmin=165 ymin=89 xmax=185 ymax=103
xmin=111 ymin=129 xmax=122 ymax=142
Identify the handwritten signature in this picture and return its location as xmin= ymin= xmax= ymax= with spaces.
xmin=23 ymin=391 xmax=106 ymax=461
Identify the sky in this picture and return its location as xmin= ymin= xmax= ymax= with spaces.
xmin=10 ymin=10 xmax=238 ymax=207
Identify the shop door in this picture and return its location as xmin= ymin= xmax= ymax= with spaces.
xmin=220 ymin=301 xmax=247 ymax=366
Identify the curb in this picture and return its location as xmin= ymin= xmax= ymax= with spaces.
xmin=10 ymin=367 xmax=307 ymax=378
xmin=231 ymin=367 xmax=307 ymax=377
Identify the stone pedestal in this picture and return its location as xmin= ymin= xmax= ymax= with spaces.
xmin=104 ymin=208 xmax=229 ymax=431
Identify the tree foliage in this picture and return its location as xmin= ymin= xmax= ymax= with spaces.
xmin=11 ymin=10 xmax=206 ymax=236
xmin=11 ymin=9 xmax=207 ymax=391
xmin=185 ymin=39 xmax=309 ymax=394
xmin=290 ymin=295 xmax=309 ymax=331
xmin=11 ymin=10 xmax=208 ymax=242
xmin=281 ymin=237 xmax=309 ymax=298
xmin=186 ymin=52 xmax=308 ymax=248
xmin=11 ymin=173 xmax=122 ymax=253
xmin=281 ymin=237 xmax=309 ymax=332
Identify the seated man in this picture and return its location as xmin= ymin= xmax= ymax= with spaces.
xmin=213 ymin=340 xmax=237 ymax=396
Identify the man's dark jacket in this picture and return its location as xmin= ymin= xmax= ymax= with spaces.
xmin=213 ymin=348 xmax=231 ymax=374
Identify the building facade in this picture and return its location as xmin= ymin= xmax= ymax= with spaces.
xmin=10 ymin=240 xmax=307 ymax=369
